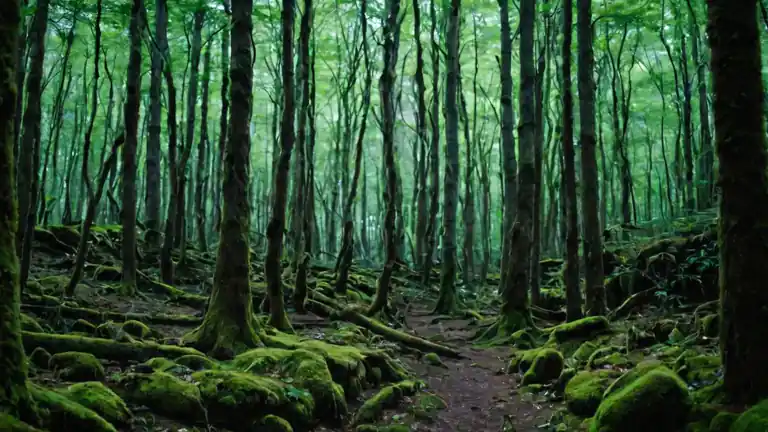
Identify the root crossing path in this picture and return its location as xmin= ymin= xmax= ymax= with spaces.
xmin=405 ymin=309 xmax=554 ymax=432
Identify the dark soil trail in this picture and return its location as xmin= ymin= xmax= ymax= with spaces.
xmin=403 ymin=308 xmax=554 ymax=432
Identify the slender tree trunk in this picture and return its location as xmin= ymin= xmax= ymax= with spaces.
xmin=213 ymin=18 xmax=230 ymax=234
xmin=146 ymin=0 xmax=167 ymax=238
xmin=421 ymin=0 xmax=440 ymax=286
xmin=196 ymin=31 xmax=212 ymax=252
xmin=368 ymin=0 xmax=402 ymax=316
xmin=183 ymin=0 xmax=261 ymax=357
xmin=16 ymin=0 xmax=49 ymax=290
xmin=531 ymin=0 xmax=548 ymax=305
xmin=413 ymin=0 xmax=428 ymax=271
xmin=680 ymin=21 xmax=696 ymax=214
xmin=707 ymin=0 xmax=768 ymax=405
xmin=264 ymin=0 xmax=296 ymax=331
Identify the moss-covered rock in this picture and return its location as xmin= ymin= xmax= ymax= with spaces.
xmin=408 ymin=392 xmax=447 ymax=422
xmin=142 ymin=357 xmax=179 ymax=372
xmin=589 ymin=352 xmax=631 ymax=370
xmin=353 ymin=380 xmax=421 ymax=425
xmin=508 ymin=347 xmax=545 ymax=374
xmin=674 ymin=354 xmax=721 ymax=386
xmin=29 ymin=384 xmax=116 ymax=432
xmin=590 ymin=367 xmax=691 ymax=432
xmin=565 ymin=370 xmax=621 ymax=417
xmin=423 ymin=352 xmax=447 ymax=368
xmin=64 ymin=382 xmax=132 ymax=426
xmin=603 ymin=360 xmax=664 ymax=399
xmin=731 ymin=399 xmax=768 ymax=432
xmin=119 ymin=371 xmax=204 ymax=422
xmin=192 ymin=369 xmax=314 ymax=430
xmin=521 ymin=348 xmax=564 ymax=385
xmin=572 ymin=341 xmax=599 ymax=365
xmin=259 ymin=414 xmax=294 ymax=432
xmin=121 ymin=320 xmax=153 ymax=339
xmin=511 ymin=329 xmax=536 ymax=349
xmin=71 ymin=319 xmax=97 ymax=335
xmin=548 ymin=316 xmax=610 ymax=344
xmin=234 ymin=347 xmax=347 ymax=422
xmin=175 ymin=354 xmax=217 ymax=370
xmin=92 ymin=265 xmax=122 ymax=282
xmin=709 ymin=411 xmax=738 ymax=432
xmin=49 ymin=352 xmax=105 ymax=382
xmin=697 ymin=314 xmax=719 ymax=338
xmin=29 ymin=347 xmax=51 ymax=369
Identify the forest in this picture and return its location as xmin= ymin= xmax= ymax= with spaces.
xmin=1 ymin=0 xmax=768 ymax=430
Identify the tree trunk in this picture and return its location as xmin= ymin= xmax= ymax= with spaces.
xmin=213 ymin=18 xmax=230 ymax=235
xmin=0 ymin=0 xmax=40 ymax=424
xmin=578 ymin=0 xmax=605 ymax=316
xmin=368 ymin=0 xmax=402 ymax=316
xmin=264 ymin=0 xmax=296 ymax=331
xmin=195 ymin=30 xmax=212 ymax=252
xmin=562 ymin=0 xmax=582 ymax=322
xmin=413 ymin=0 xmax=428 ymax=270
xmin=679 ymin=20 xmax=695 ymax=214
xmin=421 ymin=0 xmax=440 ymax=286
xmin=707 ymin=0 xmax=768 ymax=405
xmin=121 ymin=0 xmax=144 ymax=296
xmin=146 ymin=0 xmax=167 ymax=238
xmin=531 ymin=0 xmax=548 ymax=306
xmin=183 ymin=0 xmax=261 ymax=357
xmin=435 ymin=0 xmax=460 ymax=314
xmin=16 ymin=0 xmax=49 ymax=290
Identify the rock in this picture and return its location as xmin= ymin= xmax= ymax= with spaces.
xmin=510 ymin=329 xmax=536 ymax=349
xmin=353 ymin=381 xmax=421 ymax=425
xmin=408 ymin=392 xmax=447 ymax=422
xmin=603 ymin=360 xmax=664 ymax=399
xmin=121 ymin=320 xmax=152 ymax=339
xmin=548 ymin=316 xmax=610 ymax=344
xmin=565 ymin=370 xmax=621 ymax=417
xmin=423 ymin=352 xmax=447 ymax=368
xmin=730 ymin=399 xmax=768 ymax=432
xmin=64 ymin=382 xmax=132 ymax=426
xmin=521 ymin=348 xmax=564 ymax=385
xmin=591 ymin=367 xmax=691 ymax=432
xmin=29 ymin=384 xmax=116 ymax=432
xmin=49 ymin=352 xmax=105 ymax=382
xmin=586 ymin=346 xmax=623 ymax=369
xmin=508 ymin=348 xmax=545 ymax=374
xmin=259 ymin=415 xmax=294 ymax=432
xmin=193 ymin=370 xmax=314 ymax=430
xmin=119 ymin=371 xmax=204 ymax=422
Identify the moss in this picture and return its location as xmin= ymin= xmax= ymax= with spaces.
xmin=49 ymin=352 xmax=105 ymax=382
xmin=423 ymin=352 xmax=447 ymax=368
xmin=521 ymin=348 xmax=564 ymax=385
xmin=29 ymin=384 xmax=116 ymax=432
xmin=692 ymin=381 xmax=726 ymax=405
xmin=697 ymin=314 xmax=719 ymax=338
xmin=36 ymin=275 xmax=70 ymax=293
xmin=656 ymin=345 xmax=685 ymax=363
xmin=355 ymin=425 xmax=410 ymax=432
xmin=121 ymin=320 xmax=152 ymax=339
xmin=0 ymin=414 xmax=42 ymax=432
xmin=508 ymin=347 xmax=545 ymax=374
xmin=586 ymin=346 xmax=622 ymax=369
xmin=730 ymin=399 xmax=768 ymax=432
xmin=29 ymin=347 xmax=51 ymax=369
xmin=64 ymin=382 xmax=132 ymax=426
xmin=408 ymin=392 xmax=447 ymax=421
xmin=554 ymin=368 xmax=578 ymax=393
xmin=511 ymin=329 xmax=536 ymax=349
xmin=234 ymin=347 xmax=347 ymax=422
xmin=589 ymin=352 xmax=630 ymax=370
xmin=119 ymin=371 xmax=204 ymax=422
xmin=709 ymin=411 xmax=738 ymax=432
xmin=565 ymin=370 xmax=622 ymax=417
xmin=71 ymin=319 xmax=97 ymax=335
xmin=193 ymin=370 xmax=313 ymax=430
xmin=572 ymin=341 xmax=599 ymax=365
xmin=92 ymin=265 xmax=122 ymax=282
xmin=590 ymin=367 xmax=691 ymax=432
xmin=548 ymin=316 xmax=610 ymax=344
xmin=142 ymin=357 xmax=178 ymax=372
xmin=675 ymin=355 xmax=721 ymax=386
xmin=603 ymin=360 xmax=664 ymax=399
xmin=175 ymin=354 xmax=217 ymax=370
xmin=20 ymin=314 xmax=44 ymax=333
xmin=259 ymin=414 xmax=294 ymax=432
xmin=353 ymin=380 xmax=421 ymax=425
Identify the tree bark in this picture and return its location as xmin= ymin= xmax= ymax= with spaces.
xmin=195 ymin=31 xmax=212 ymax=252
xmin=146 ymin=0 xmax=167 ymax=238
xmin=421 ymin=0 xmax=440 ymax=286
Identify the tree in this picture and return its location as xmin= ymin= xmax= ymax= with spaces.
xmin=577 ymin=0 xmax=605 ymax=315
xmin=121 ymin=0 xmax=144 ymax=296
xmin=0 ymin=0 xmax=39 ymax=425
xmin=368 ymin=0 xmax=402 ymax=316
xmin=146 ymin=0 xmax=167 ymax=238
xmin=434 ymin=0 xmax=461 ymax=314
xmin=182 ymin=0 xmax=261 ymax=356
xmin=707 ymin=0 xmax=768 ymax=405
xmin=562 ymin=0 xmax=582 ymax=321
xmin=264 ymin=0 xmax=297 ymax=330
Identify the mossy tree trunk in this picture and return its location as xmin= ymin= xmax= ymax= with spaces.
xmin=434 ymin=0 xmax=460 ymax=314
xmin=17 ymin=0 xmax=49 ymax=291
xmin=421 ymin=0 xmax=440 ymax=286
xmin=577 ymin=0 xmax=606 ymax=316
xmin=264 ymin=0 xmax=296 ymax=331
xmin=121 ymin=0 xmax=143 ymax=296
xmin=183 ymin=0 xmax=261 ymax=357
xmin=368 ymin=0 xmax=402 ymax=317
xmin=0 ymin=0 xmax=39 ymax=424
xmin=561 ymin=0 xmax=582 ymax=322
xmin=707 ymin=0 xmax=768 ymax=405
xmin=413 ymin=0 xmax=428 ymax=270
xmin=213 ymin=15 xmax=230 ymax=234
xmin=334 ymin=0 xmax=371 ymax=296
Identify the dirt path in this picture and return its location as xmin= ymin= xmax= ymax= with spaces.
xmin=403 ymin=309 xmax=554 ymax=432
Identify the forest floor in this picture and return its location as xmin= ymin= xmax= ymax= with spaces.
xmin=17 ymin=213 xmax=737 ymax=432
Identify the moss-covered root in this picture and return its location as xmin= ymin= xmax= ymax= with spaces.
xmin=119 ymin=371 xmax=205 ymax=422
xmin=22 ymin=331 xmax=204 ymax=362
xmin=548 ymin=316 xmax=610 ymax=343
xmin=730 ymin=399 xmax=768 ymax=431
xmin=337 ymin=307 xmax=462 ymax=358
xmin=29 ymin=384 xmax=116 ymax=432
xmin=475 ymin=309 xmax=534 ymax=346
xmin=353 ymin=380 xmax=422 ymax=425
xmin=521 ymin=349 xmax=564 ymax=385
xmin=64 ymin=382 xmax=132 ymax=426
xmin=0 ymin=413 xmax=42 ymax=432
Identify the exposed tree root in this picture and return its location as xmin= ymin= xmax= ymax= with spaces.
xmin=475 ymin=310 xmax=536 ymax=346
xmin=22 ymin=302 xmax=201 ymax=327
xmin=352 ymin=380 xmax=422 ymax=425
xmin=22 ymin=331 xmax=204 ymax=362
xmin=608 ymin=287 xmax=657 ymax=320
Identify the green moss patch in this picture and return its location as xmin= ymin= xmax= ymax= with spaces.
xmin=259 ymin=414 xmax=294 ymax=432
xmin=49 ymin=352 xmax=105 ymax=382
xmin=29 ymin=384 xmax=116 ymax=432
xmin=0 ymin=414 xmax=42 ymax=432
xmin=119 ymin=371 xmax=204 ymax=422
xmin=353 ymin=380 xmax=422 ymax=425
xmin=548 ymin=316 xmax=611 ymax=344
xmin=731 ymin=399 xmax=768 ymax=432
xmin=565 ymin=370 xmax=621 ymax=417
xmin=521 ymin=348 xmax=564 ymax=385
xmin=64 ymin=382 xmax=132 ymax=426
